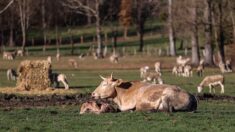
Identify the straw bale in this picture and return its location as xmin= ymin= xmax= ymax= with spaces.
xmin=16 ymin=60 xmax=51 ymax=91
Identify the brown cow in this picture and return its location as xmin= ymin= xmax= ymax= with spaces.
xmin=92 ymin=74 xmax=197 ymax=112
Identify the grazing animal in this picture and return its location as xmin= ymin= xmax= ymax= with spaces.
xmin=3 ymin=51 xmax=16 ymax=60
xmin=109 ymin=53 xmax=119 ymax=63
xmin=225 ymin=58 xmax=232 ymax=72
xmin=176 ymin=56 xmax=190 ymax=66
xmin=197 ymin=59 xmax=205 ymax=77
xmin=172 ymin=66 xmax=178 ymax=76
xmin=47 ymin=56 xmax=52 ymax=64
xmin=140 ymin=66 xmax=149 ymax=78
xmin=68 ymin=59 xmax=78 ymax=69
xmin=197 ymin=74 xmax=224 ymax=94
xmin=183 ymin=65 xmax=193 ymax=77
xmin=196 ymin=65 xmax=204 ymax=77
xmin=154 ymin=62 xmax=161 ymax=74
xmin=92 ymin=75 xmax=197 ymax=112
xmin=50 ymin=73 xmax=69 ymax=90
xmin=142 ymin=70 xmax=163 ymax=84
xmin=80 ymin=101 xmax=115 ymax=115
xmin=7 ymin=69 xmax=18 ymax=81
xmin=16 ymin=50 xmax=24 ymax=57
xmin=56 ymin=53 xmax=60 ymax=61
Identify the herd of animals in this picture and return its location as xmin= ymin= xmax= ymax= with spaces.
xmin=2 ymin=49 xmax=233 ymax=115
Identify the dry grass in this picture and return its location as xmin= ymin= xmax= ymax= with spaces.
xmin=0 ymin=87 xmax=80 ymax=96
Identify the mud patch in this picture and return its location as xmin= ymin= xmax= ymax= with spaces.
xmin=0 ymin=93 xmax=234 ymax=109
xmin=197 ymin=93 xmax=235 ymax=102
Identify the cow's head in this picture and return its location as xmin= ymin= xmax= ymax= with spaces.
xmin=92 ymin=74 xmax=121 ymax=99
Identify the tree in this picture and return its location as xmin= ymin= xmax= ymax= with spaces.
xmin=204 ymin=0 xmax=214 ymax=65
xmin=0 ymin=0 xmax=14 ymax=14
xmin=190 ymin=0 xmax=200 ymax=65
xmin=63 ymin=0 xmax=104 ymax=58
xmin=133 ymin=0 xmax=158 ymax=52
xmin=168 ymin=0 xmax=176 ymax=56
xmin=16 ymin=0 xmax=33 ymax=51
xmin=119 ymin=0 xmax=132 ymax=39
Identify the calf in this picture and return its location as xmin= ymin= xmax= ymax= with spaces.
xmin=80 ymin=101 xmax=115 ymax=115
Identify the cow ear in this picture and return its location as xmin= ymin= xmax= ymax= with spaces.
xmin=100 ymin=75 xmax=106 ymax=80
xmin=113 ymin=79 xmax=123 ymax=87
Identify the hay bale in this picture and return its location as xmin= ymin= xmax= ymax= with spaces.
xmin=16 ymin=60 xmax=51 ymax=91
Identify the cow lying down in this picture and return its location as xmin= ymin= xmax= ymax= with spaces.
xmin=80 ymin=100 xmax=116 ymax=115
xmin=92 ymin=74 xmax=198 ymax=112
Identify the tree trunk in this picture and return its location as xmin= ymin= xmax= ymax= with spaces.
xmin=95 ymin=0 xmax=103 ymax=58
xmin=204 ymin=0 xmax=214 ymax=65
xmin=191 ymin=0 xmax=200 ymax=65
xmin=137 ymin=1 xmax=144 ymax=52
xmin=9 ymin=13 xmax=14 ymax=47
xmin=18 ymin=0 xmax=27 ymax=51
xmin=228 ymin=0 xmax=235 ymax=43
xmin=124 ymin=26 xmax=128 ymax=39
xmin=86 ymin=0 xmax=92 ymax=25
xmin=42 ymin=0 xmax=47 ymax=52
xmin=217 ymin=1 xmax=225 ymax=63
xmin=168 ymin=0 xmax=176 ymax=56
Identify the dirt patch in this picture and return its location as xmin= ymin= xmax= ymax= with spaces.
xmin=0 ymin=93 xmax=234 ymax=109
xmin=197 ymin=93 xmax=235 ymax=101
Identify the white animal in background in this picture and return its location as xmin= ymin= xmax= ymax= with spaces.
xmin=197 ymin=59 xmax=205 ymax=77
xmin=197 ymin=74 xmax=224 ymax=94
xmin=68 ymin=59 xmax=78 ymax=69
xmin=140 ymin=66 xmax=149 ymax=78
xmin=7 ymin=69 xmax=18 ymax=81
xmin=183 ymin=65 xmax=193 ymax=77
xmin=3 ymin=51 xmax=16 ymax=60
xmin=47 ymin=56 xmax=52 ymax=64
xmin=16 ymin=50 xmax=24 ymax=57
xmin=141 ymin=67 xmax=163 ymax=84
xmin=176 ymin=55 xmax=191 ymax=66
xmin=50 ymin=73 xmax=69 ymax=90
xmin=109 ymin=53 xmax=119 ymax=63
xmin=56 ymin=53 xmax=60 ymax=61
xmin=154 ymin=62 xmax=161 ymax=74
xmin=225 ymin=58 xmax=232 ymax=72
xmin=196 ymin=65 xmax=204 ymax=77
xmin=172 ymin=66 xmax=178 ymax=76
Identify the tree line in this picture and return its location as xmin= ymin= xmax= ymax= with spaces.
xmin=0 ymin=0 xmax=235 ymax=65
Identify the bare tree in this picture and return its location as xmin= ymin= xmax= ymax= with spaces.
xmin=63 ymin=0 xmax=104 ymax=58
xmin=119 ymin=0 xmax=132 ymax=39
xmin=190 ymin=0 xmax=200 ymax=65
xmin=168 ymin=0 xmax=176 ymax=56
xmin=0 ymin=0 xmax=14 ymax=14
xmin=204 ymin=0 xmax=214 ymax=65
xmin=16 ymin=0 xmax=32 ymax=51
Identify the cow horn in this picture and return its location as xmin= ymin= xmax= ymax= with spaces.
xmin=99 ymin=75 xmax=106 ymax=80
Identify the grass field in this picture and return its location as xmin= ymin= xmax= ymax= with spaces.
xmin=1 ymin=28 xmax=235 ymax=131
xmin=0 ymin=68 xmax=235 ymax=131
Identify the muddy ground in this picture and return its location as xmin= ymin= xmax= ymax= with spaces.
xmin=0 ymin=93 xmax=234 ymax=109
